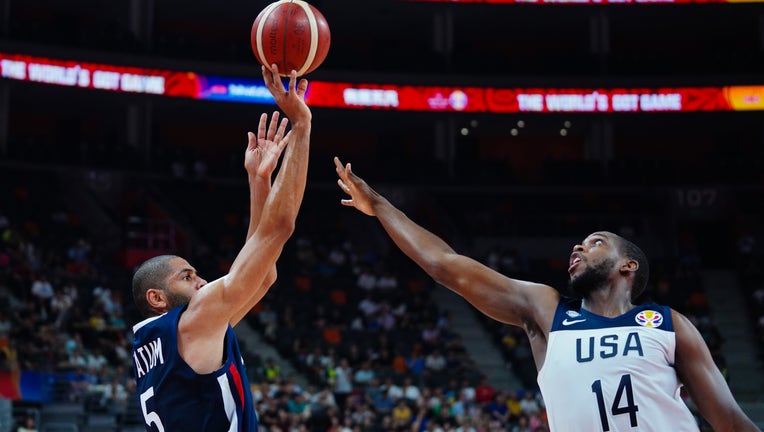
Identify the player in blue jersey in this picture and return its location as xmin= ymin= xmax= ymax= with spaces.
xmin=129 ymin=64 xmax=311 ymax=432
xmin=333 ymin=157 xmax=759 ymax=432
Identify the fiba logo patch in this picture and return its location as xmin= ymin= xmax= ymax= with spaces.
xmin=635 ymin=310 xmax=663 ymax=328
xmin=566 ymin=310 xmax=581 ymax=318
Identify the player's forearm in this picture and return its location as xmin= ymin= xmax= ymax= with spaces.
xmin=732 ymin=418 xmax=761 ymax=432
xmin=228 ymin=175 xmax=276 ymax=326
xmin=247 ymin=175 xmax=271 ymax=240
xmin=373 ymin=196 xmax=456 ymax=280
xmin=265 ymin=122 xmax=311 ymax=223
xmin=713 ymin=411 xmax=760 ymax=432
xmin=230 ymin=271 xmax=276 ymax=327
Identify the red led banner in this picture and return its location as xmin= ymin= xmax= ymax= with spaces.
xmin=407 ymin=0 xmax=761 ymax=4
xmin=3 ymin=51 xmax=763 ymax=113
xmin=305 ymin=83 xmax=764 ymax=113
xmin=0 ymin=52 xmax=202 ymax=98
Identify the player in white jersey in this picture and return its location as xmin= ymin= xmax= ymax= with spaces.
xmin=333 ymin=157 xmax=759 ymax=432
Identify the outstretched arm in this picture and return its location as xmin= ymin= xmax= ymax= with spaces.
xmin=178 ymin=65 xmax=311 ymax=373
xmin=231 ymin=111 xmax=290 ymax=327
xmin=333 ymin=157 xmax=558 ymax=331
xmin=672 ymin=310 xmax=759 ymax=431
xmin=214 ymin=66 xmax=310 ymax=314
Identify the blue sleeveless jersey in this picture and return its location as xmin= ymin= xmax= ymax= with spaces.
xmin=537 ymin=297 xmax=699 ymax=432
xmin=132 ymin=306 xmax=258 ymax=432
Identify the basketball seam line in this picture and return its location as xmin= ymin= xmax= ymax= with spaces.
xmin=294 ymin=0 xmax=318 ymax=76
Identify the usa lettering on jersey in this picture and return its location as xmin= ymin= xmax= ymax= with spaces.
xmin=576 ymin=332 xmax=644 ymax=362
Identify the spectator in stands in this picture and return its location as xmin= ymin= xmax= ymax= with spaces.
xmin=308 ymin=385 xmax=337 ymax=413
xmin=421 ymin=322 xmax=440 ymax=351
xmin=424 ymin=348 xmax=446 ymax=374
xmin=353 ymin=360 xmax=376 ymax=387
xmin=357 ymin=264 xmax=378 ymax=291
xmin=375 ymin=303 xmax=397 ymax=331
xmin=100 ymin=374 xmax=130 ymax=419
xmin=410 ymin=405 xmax=431 ymax=432
xmin=49 ymin=288 xmax=73 ymax=330
xmin=486 ymin=392 xmax=511 ymax=425
xmin=377 ymin=270 xmax=399 ymax=291
xmin=510 ymin=414 xmax=531 ymax=432
xmin=519 ymin=391 xmax=541 ymax=417
xmin=86 ymin=348 xmax=109 ymax=373
xmin=474 ymin=376 xmax=496 ymax=405
xmin=506 ymin=391 xmax=523 ymax=421
xmin=287 ymin=392 xmax=309 ymax=416
xmin=382 ymin=376 xmax=404 ymax=401
xmin=15 ymin=414 xmax=38 ymax=432
xmin=367 ymin=379 xmax=395 ymax=415
xmin=358 ymin=292 xmax=380 ymax=318
xmin=459 ymin=379 xmax=475 ymax=403
xmin=67 ymin=366 xmax=93 ymax=402
xmin=350 ymin=402 xmax=376 ymax=427
xmin=333 ymin=358 xmax=354 ymax=411
xmin=402 ymin=376 xmax=422 ymax=403
xmin=406 ymin=348 xmax=426 ymax=385
xmin=391 ymin=398 xmax=413 ymax=429
xmin=30 ymin=274 xmax=54 ymax=306
xmin=265 ymin=357 xmax=282 ymax=383
xmin=343 ymin=343 xmax=366 ymax=369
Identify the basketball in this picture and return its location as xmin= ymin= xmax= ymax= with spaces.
xmin=251 ymin=0 xmax=331 ymax=77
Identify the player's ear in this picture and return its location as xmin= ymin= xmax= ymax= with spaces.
xmin=146 ymin=288 xmax=167 ymax=311
xmin=620 ymin=259 xmax=638 ymax=275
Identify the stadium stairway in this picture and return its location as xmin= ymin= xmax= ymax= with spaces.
xmin=57 ymin=171 xmax=124 ymax=258
xmin=39 ymin=402 xmax=85 ymax=431
xmin=234 ymin=318 xmax=309 ymax=389
xmin=430 ymin=285 xmax=523 ymax=392
xmin=702 ymin=269 xmax=764 ymax=424
xmin=0 ymin=399 xmax=11 ymax=432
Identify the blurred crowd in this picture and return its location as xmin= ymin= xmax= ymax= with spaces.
xmin=0 ymin=168 xmax=755 ymax=432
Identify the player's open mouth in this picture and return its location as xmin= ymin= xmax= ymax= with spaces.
xmin=568 ymin=254 xmax=582 ymax=273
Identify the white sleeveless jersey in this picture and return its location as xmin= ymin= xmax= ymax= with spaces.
xmin=537 ymin=297 xmax=699 ymax=432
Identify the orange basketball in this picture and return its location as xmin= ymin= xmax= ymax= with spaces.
xmin=251 ymin=0 xmax=331 ymax=77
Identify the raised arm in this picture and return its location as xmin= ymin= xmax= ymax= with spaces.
xmin=178 ymin=66 xmax=311 ymax=373
xmin=333 ymin=157 xmax=558 ymax=331
xmin=672 ymin=310 xmax=759 ymax=431
xmin=229 ymin=111 xmax=290 ymax=327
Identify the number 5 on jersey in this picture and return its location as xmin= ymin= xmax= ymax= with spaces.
xmin=140 ymin=387 xmax=166 ymax=432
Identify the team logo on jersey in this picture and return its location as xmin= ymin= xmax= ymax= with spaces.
xmin=635 ymin=310 xmax=663 ymax=328
xmin=566 ymin=310 xmax=582 ymax=318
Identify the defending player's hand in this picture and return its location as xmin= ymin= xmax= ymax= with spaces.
xmin=334 ymin=157 xmax=381 ymax=217
xmin=262 ymin=64 xmax=311 ymax=125
xmin=245 ymin=111 xmax=290 ymax=181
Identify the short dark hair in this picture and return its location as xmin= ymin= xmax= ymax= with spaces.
xmin=132 ymin=255 xmax=178 ymax=318
xmin=616 ymin=236 xmax=650 ymax=301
